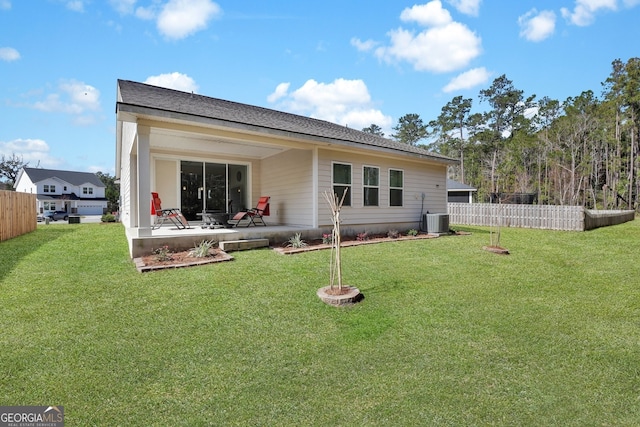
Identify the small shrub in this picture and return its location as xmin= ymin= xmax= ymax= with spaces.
xmin=287 ymin=233 xmax=308 ymax=248
xmin=407 ymin=229 xmax=418 ymax=236
xmin=153 ymin=245 xmax=172 ymax=262
xmin=101 ymin=213 xmax=116 ymax=223
xmin=188 ymin=240 xmax=216 ymax=258
xmin=387 ymin=229 xmax=400 ymax=239
xmin=322 ymin=233 xmax=333 ymax=245
xmin=356 ymin=232 xmax=369 ymax=241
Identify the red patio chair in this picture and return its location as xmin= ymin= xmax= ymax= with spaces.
xmin=228 ymin=196 xmax=270 ymax=227
xmin=151 ymin=192 xmax=190 ymax=229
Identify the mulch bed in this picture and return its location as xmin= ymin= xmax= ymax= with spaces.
xmin=273 ymin=232 xmax=445 ymax=255
xmin=134 ymin=248 xmax=233 ymax=272
xmin=133 ymin=231 xmax=471 ymax=270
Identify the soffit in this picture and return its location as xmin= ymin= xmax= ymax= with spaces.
xmin=149 ymin=127 xmax=287 ymax=159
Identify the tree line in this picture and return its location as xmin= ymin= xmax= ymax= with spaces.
xmin=363 ymin=57 xmax=640 ymax=210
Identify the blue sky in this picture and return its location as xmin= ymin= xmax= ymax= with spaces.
xmin=1 ymin=0 xmax=639 ymax=175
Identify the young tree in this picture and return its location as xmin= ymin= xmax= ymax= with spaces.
xmin=323 ymin=189 xmax=348 ymax=291
xmin=361 ymin=124 xmax=385 ymax=136
xmin=392 ymin=113 xmax=428 ymax=145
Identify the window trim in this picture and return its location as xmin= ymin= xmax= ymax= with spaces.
xmin=362 ymin=165 xmax=380 ymax=207
xmin=389 ymin=168 xmax=404 ymax=207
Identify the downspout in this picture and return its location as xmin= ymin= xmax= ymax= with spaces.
xmin=419 ymin=192 xmax=426 ymax=231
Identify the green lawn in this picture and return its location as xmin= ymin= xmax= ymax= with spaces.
xmin=1 ymin=221 xmax=639 ymax=426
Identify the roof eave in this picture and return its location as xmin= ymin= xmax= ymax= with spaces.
xmin=116 ymin=102 xmax=458 ymax=166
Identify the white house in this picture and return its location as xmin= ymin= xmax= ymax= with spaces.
xmin=115 ymin=80 xmax=457 ymax=256
xmin=14 ymin=167 xmax=108 ymax=215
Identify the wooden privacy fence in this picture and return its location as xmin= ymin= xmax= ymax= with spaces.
xmin=0 ymin=190 xmax=37 ymax=241
xmin=448 ymin=203 xmax=635 ymax=231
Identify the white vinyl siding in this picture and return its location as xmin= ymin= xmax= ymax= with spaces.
xmin=260 ymin=148 xmax=313 ymax=227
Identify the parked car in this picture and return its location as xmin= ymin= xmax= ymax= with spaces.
xmin=37 ymin=214 xmax=45 ymax=222
xmin=46 ymin=211 xmax=69 ymax=221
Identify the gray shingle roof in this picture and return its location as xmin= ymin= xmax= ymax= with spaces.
xmin=117 ymin=79 xmax=457 ymax=164
xmin=23 ymin=168 xmax=105 ymax=187
xmin=447 ymin=179 xmax=477 ymax=191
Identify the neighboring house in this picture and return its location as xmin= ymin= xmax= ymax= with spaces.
xmin=447 ymin=179 xmax=477 ymax=203
xmin=115 ymin=80 xmax=457 ymax=251
xmin=14 ymin=167 xmax=108 ymax=215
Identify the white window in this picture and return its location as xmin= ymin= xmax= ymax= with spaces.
xmin=332 ymin=162 xmax=352 ymax=206
xmin=389 ymin=169 xmax=404 ymax=207
xmin=363 ymin=166 xmax=379 ymax=207
xmin=44 ymin=202 xmax=55 ymax=211
xmin=83 ymin=187 xmax=93 ymax=195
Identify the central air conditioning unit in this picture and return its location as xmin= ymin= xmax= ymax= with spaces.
xmin=422 ymin=213 xmax=449 ymax=234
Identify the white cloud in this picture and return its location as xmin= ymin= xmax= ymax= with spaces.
xmin=267 ymin=82 xmax=290 ymax=103
xmin=561 ymin=0 xmax=617 ymax=26
xmin=109 ymin=0 xmax=236 ymax=40
xmin=0 ymin=1 xmax=11 ymax=10
xmin=0 ymin=139 xmax=62 ymax=169
xmin=443 ymin=67 xmax=491 ymax=92
xmin=0 ymin=47 xmax=20 ymax=61
xmin=144 ymin=72 xmax=199 ymax=92
xmin=400 ymin=2 xmax=453 ymax=27
xmin=372 ymin=1 xmax=482 ymax=73
xmin=350 ymin=37 xmax=378 ymax=52
xmin=518 ymin=9 xmax=556 ymax=42
xmin=33 ymin=80 xmax=101 ymax=118
xmin=375 ymin=23 xmax=481 ymax=73
xmin=157 ymin=0 xmax=221 ymax=40
xmin=447 ymin=0 xmax=481 ymax=16
xmin=268 ymin=78 xmax=393 ymax=134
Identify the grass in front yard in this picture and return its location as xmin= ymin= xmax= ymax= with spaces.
xmin=1 ymin=221 xmax=639 ymax=426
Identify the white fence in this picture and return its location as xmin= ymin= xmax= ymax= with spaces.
xmin=448 ymin=203 xmax=635 ymax=231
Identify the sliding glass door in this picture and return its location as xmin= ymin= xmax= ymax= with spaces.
xmin=180 ymin=161 xmax=247 ymax=221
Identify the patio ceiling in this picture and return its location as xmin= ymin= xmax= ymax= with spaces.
xmin=150 ymin=127 xmax=288 ymax=160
